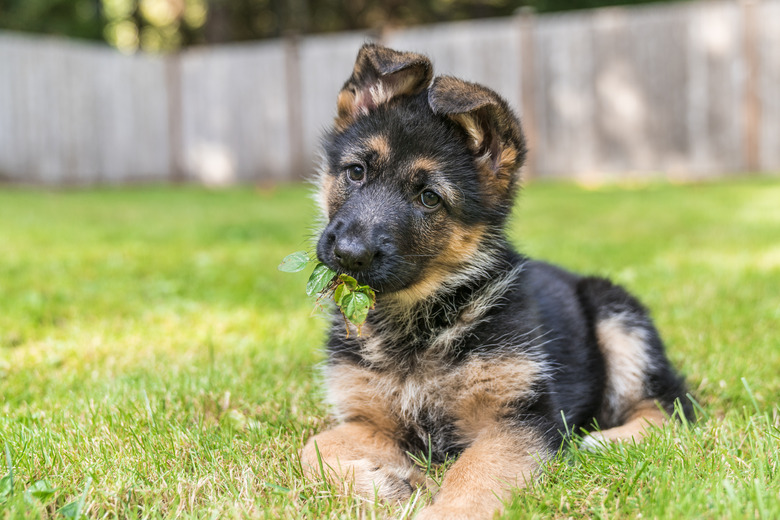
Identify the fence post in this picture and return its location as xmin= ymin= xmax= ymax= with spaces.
xmin=741 ymin=0 xmax=761 ymax=173
xmin=284 ymin=34 xmax=306 ymax=182
xmin=165 ymin=53 xmax=184 ymax=182
xmin=517 ymin=7 xmax=538 ymax=179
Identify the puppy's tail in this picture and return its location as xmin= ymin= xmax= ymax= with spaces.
xmin=576 ymin=276 xmax=695 ymax=427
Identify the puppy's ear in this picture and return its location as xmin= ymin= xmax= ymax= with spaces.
xmin=336 ymin=44 xmax=433 ymax=130
xmin=429 ymin=76 xmax=526 ymax=193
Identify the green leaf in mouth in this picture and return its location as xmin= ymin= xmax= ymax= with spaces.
xmin=280 ymin=252 xmax=376 ymax=334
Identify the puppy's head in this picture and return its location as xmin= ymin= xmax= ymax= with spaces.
xmin=316 ymin=44 xmax=526 ymax=300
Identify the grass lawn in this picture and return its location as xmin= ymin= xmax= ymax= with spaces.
xmin=0 ymin=178 xmax=778 ymax=518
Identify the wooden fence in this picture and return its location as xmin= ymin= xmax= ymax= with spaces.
xmin=0 ymin=0 xmax=778 ymax=185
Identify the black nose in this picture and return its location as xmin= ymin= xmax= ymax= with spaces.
xmin=334 ymin=236 xmax=375 ymax=272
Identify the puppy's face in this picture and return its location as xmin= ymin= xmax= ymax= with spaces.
xmin=317 ymin=96 xmax=484 ymax=293
xmin=316 ymin=45 xmax=526 ymax=298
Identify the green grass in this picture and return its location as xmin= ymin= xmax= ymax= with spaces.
xmin=1 ymin=179 xmax=778 ymax=519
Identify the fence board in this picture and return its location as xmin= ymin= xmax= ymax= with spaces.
xmin=179 ymin=41 xmax=289 ymax=185
xmin=0 ymin=35 xmax=24 ymax=180
xmin=686 ymin=1 xmax=745 ymax=176
xmin=0 ymin=34 xmax=170 ymax=184
xmin=759 ymin=1 xmax=780 ymax=171
xmin=94 ymin=50 xmax=171 ymax=183
xmin=590 ymin=5 xmax=692 ymax=177
xmin=532 ymin=11 xmax=599 ymax=178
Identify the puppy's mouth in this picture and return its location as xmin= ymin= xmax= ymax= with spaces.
xmin=317 ymin=235 xmax=414 ymax=294
xmin=318 ymin=252 xmax=398 ymax=294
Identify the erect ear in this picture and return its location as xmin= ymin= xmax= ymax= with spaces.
xmin=335 ymin=44 xmax=433 ymax=130
xmin=428 ymin=76 xmax=526 ymax=192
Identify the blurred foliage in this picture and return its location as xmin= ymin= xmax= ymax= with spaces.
xmin=0 ymin=0 xmax=105 ymax=40
xmin=0 ymin=0 xmax=680 ymax=52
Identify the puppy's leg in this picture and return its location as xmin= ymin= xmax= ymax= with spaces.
xmin=578 ymin=276 xmax=691 ymax=450
xmin=301 ymin=421 xmax=424 ymax=502
xmin=581 ymin=400 xmax=667 ymax=450
xmin=416 ymin=425 xmax=551 ymax=520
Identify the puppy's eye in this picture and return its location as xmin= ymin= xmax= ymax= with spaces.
xmin=346 ymin=164 xmax=365 ymax=182
xmin=420 ymin=190 xmax=441 ymax=209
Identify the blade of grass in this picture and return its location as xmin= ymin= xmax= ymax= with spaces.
xmin=741 ymin=378 xmax=761 ymax=415
xmin=0 ymin=442 xmax=12 ymax=502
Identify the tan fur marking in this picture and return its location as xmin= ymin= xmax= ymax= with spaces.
xmin=476 ymin=141 xmax=518 ymax=194
xmin=451 ymin=357 xmax=541 ymax=443
xmin=450 ymin=113 xmax=484 ymax=151
xmin=498 ymin=145 xmax=519 ymax=176
xmin=391 ymin=266 xmax=450 ymax=306
xmin=326 ymin=354 xmax=541 ymax=446
xmin=365 ymin=134 xmax=391 ymax=163
xmin=318 ymin=174 xmax=335 ymax=216
xmin=410 ymin=157 xmax=440 ymax=173
xmin=443 ymin=223 xmax=485 ymax=263
xmin=600 ymin=400 xmax=667 ymax=441
xmin=300 ymin=422 xmax=425 ymax=502
xmin=449 ymin=112 xmax=519 ymax=196
xmin=392 ymin=224 xmax=486 ymax=305
xmin=335 ymin=90 xmax=357 ymax=131
xmin=324 ymin=362 xmax=399 ymax=436
xmin=596 ymin=313 xmax=650 ymax=425
xmin=418 ymin=426 xmax=548 ymax=519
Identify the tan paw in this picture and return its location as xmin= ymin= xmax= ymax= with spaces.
xmin=345 ymin=458 xmax=420 ymax=502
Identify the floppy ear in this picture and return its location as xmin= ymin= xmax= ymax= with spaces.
xmin=428 ymin=76 xmax=526 ymax=193
xmin=336 ymin=44 xmax=433 ymax=130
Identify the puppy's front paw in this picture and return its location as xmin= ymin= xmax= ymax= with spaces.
xmin=346 ymin=458 xmax=419 ymax=502
xmin=300 ymin=424 xmax=425 ymax=503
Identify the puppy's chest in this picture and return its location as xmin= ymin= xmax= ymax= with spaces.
xmin=325 ymin=353 xmax=542 ymax=453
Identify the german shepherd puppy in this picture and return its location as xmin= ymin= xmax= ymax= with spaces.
xmin=301 ymin=44 xmax=692 ymax=519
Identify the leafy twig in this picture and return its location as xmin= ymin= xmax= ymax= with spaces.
xmin=278 ymin=251 xmax=376 ymax=336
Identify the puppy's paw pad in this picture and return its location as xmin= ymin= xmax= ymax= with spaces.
xmin=580 ymin=432 xmax=612 ymax=452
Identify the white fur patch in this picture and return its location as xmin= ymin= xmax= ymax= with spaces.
xmin=369 ymin=80 xmax=390 ymax=106
xmin=579 ymin=432 xmax=611 ymax=452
